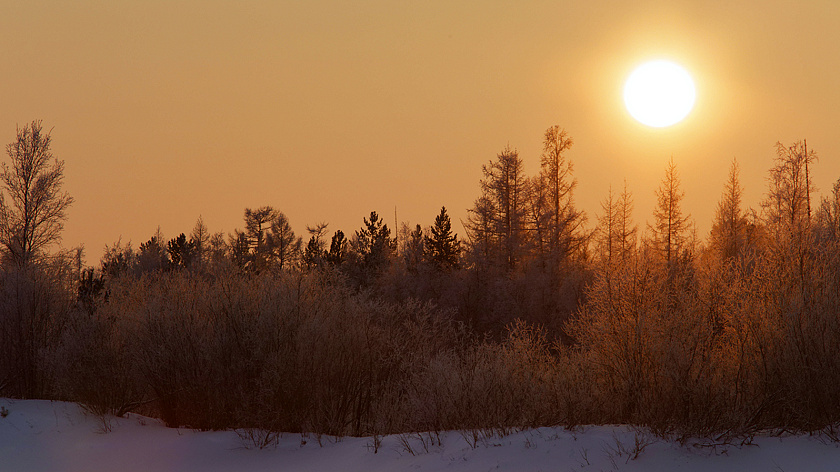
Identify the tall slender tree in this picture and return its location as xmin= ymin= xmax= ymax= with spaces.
xmin=648 ymin=158 xmax=690 ymax=264
xmin=710 ymin=159 xmax=747 ymax=261
xmin=0 ymin=121 xmax=73 ymax=267
xmin=470 ymin=145 xmax=528 ymax=272
xmin=540 ymin=125 xmax=584 ymax=262
xmin=425 ymin=206 xmax=461 ymax=270
xmin=354 ymin=211 xmax=394 ymax=279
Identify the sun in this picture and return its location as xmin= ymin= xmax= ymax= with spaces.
xmin=624 ymin=60 xmax=696 ymax=128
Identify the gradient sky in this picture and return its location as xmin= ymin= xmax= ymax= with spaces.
xmin=2 ymin=1 xmax=839 ymax=262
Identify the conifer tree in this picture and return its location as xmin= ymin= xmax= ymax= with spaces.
xmin=648 ymin=158 xmax=690 ymax=264
xmin=302 ymin=223 xmax=329 ymax=269
xmin=540 ymin=125 xmax=585 ymax=262
xmin=354 ymin=211 xmax=394 ymax=278
xmin=425 ymin=206 xmax=461 ymax=270
xmin=403 ymin=224 xmax=426 ymax=272
xmin=167 ymin=233 xmax=197 ymax=269
xmin=326 ymin=230 xmax=347 ymax=266
xmin=710 ymin=159 xmax=747 ymax=261
xmin=466 ymin=146 xmax=528 ymax=272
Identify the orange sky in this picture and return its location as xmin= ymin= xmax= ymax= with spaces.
xmin=2 ymin=1 xmax=839 ymax=263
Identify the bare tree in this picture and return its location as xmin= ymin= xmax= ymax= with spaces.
xmin=710 ymin=159 xmax=748 ymax=261
xmin=648 ymin=158 xmax=690 ymax=264
xmin=475 ymin=146 xmax=529 ymax=272
xmin=268 ymin=212 xmax=301 ymax=271
xmin=0 ymin=121 xmax=73 ymax=267
xmin=763 ymin=140 xmax=817 ymax=244
xmin=539 ymin=126 xmax=585 ymax=263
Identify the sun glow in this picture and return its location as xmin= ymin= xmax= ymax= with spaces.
xmin=624 ymin=60 xmax=696 ymax=128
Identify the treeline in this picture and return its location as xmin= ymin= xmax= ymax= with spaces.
xmin=3 ymin=121 xmax=840 ymax=440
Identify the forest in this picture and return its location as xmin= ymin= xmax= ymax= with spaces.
xmin=2 ymin=120 xmax=840 ymax=444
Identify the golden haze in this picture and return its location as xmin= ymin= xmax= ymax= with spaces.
xmin=1 ymin=0 xmax=839 ymax=259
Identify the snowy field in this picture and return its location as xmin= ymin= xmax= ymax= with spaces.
xmin=2 ymin=398 xmax=839 ymax=471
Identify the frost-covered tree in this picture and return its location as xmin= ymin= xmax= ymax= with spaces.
xmin=0 ymin=121 xmax=73 ymax=267
xmin=648 ymin=158 xmax=690 ymax=264
xmin=709 ymin=159 xmax=748 ymax=261
xmin=466 ymin=146 xmax=528 ymax=272
xmin=539 ymin=125 xmax=585 ymax=264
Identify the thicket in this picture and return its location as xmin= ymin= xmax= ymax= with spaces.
xmin=3 ymin=122 xmax=840 ymax=442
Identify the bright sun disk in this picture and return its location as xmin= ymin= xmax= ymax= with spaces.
xmin=624 ymin=60 xmax=696 ymax=128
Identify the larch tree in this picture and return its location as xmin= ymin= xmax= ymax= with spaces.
xmin=302 ymin=222 xmax=329 ymax=269
xmin=480 ymin=145 xmax=529 ymax=272
xmin=539 ymin=125 xmax=585 ymax=263
xmin=244 ymin=206 xmax=278 ymax=271
xmin=709 ymin=158 xmax=748 ymax=261
xmin=268 ymin=212 xmax=301 ymax=271
xmin=595 ymin=186 xmax=618 ymax=267
xmin=190 ymin=216 xmax=210 ymax=267
xmin=648 ymin=158 xmax=690 ymax=264
xmin=616 ymin=181 xmax=637 ymax=262
xmin=764 ymin=140 xmax=817 ymax=244
xmin=0 ymin=121 xmax=73 ymax=267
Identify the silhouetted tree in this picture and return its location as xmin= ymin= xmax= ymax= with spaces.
xmin=539 ymin=125 xmax=585 ymax=264
xmin=227 ymin=229 xmax=250 ymax=269
xmin=764 ymin=140 xmax=817 ymax=244
xmin=648 ymin=158 xmax=690 ymax=264
xmin=402 ymin=224 xmax=426 ymax=273
xmin=268 ymin=212 xmax=301 ymax=270
xmin=190 ymin=216 xmax=210 ymax=267
xmin=710 ymin=159 xmax=748 ymax=261
xmin=303 ymin=222 xmax=329 ymax=269
xmin=326 ymin=230 xmax=347 ymax=266
xmin=425 ymin=206 xmax=460 ymax=271
xmin=0 ymin=120 xmax=73 ymax=267
xmin=167 ymin=233 xmax=197 ymax=270
xmin=353 ymin=211 xmax=394 ymax=282
xmin=467 ymin=146 xmax=528 ymax=272
xmin=138 ymin=229 xmax=169 ymax=273
xmin=243 ymin=206 xmax=278 ymax=271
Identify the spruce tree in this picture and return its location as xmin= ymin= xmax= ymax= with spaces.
xmin=425 ymin=206 xmax=460 ymax=270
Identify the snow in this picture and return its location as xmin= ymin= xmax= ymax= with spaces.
xmin=2 ymin=398 xmax=839 ymax=471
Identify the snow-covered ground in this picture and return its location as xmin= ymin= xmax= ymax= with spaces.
xmin=2 ymin=398 xmax=839 ymax=471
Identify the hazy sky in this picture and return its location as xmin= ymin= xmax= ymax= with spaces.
xmin=2 ymin=1 xmax=839 ymax=261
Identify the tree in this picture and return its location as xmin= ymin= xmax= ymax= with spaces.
xmin=268 ymin=212 xmax=301 ymax=270
xmin=0 ymin=120 xmax=74 ymax=267
xmin=595 ymin=183 xmax=637 ymax=268
xmin=539 ymin=125 xmax=585 ymax=263
xmin=302 ymin=222 xmax=329 ymax=269
xmin=138 ymin=228 xmax=169 ymax=273
xmin=425 ymin=206 xmax=460 ymax=270
xmin=648 ymin=158 xmax=690 ymax=264
xmin=190 ymin=216 xmax=210 ymax=267
xmin=763 ymin=140 xmax=817 ymax=244
xmin=402 ymin=223 xmax=426 ymax=273
xmin=167 ymin=233 xmax=197 ymax=270
xmin=243 ymin=206 xmax=278 ymax=271
xmin=709 ymin=159 xmax=748 ymax=261
xmin=466 ymin=146 xmax=529 ymax=272
xmin=353 ymin=211 xmax=394 ymax=280
xmin=326 ymin=230 xmax=347 ymax=266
